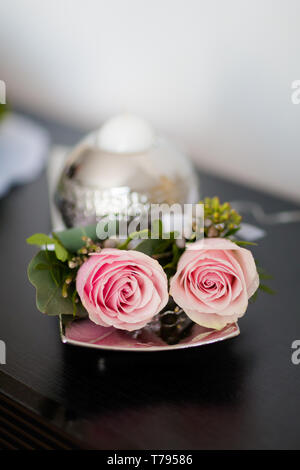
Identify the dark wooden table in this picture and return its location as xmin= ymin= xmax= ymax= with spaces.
xmin=0 ymin=110 xmax=300 ymax=449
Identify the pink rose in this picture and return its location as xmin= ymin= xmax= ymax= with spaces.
xmin=170 ymin=238 xmax=259 ymax=330
xmin=76 ymin=248 xmax=169 ymax=331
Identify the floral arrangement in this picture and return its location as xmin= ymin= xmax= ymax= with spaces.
xmin=27 ymin=198 xmax=272 ymax=345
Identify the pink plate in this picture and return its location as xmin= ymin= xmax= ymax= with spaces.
xmin=60 ymin=317 xmax=240 ymax=352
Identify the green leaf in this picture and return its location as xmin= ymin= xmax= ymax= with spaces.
xmin=27 ymin=232 xmax=69 ymax=262
xmin=35 ymin=263 xmax=51 ymax=271
xmin=121 ymin=219 xmax=179 ymax=254
xmin=54 ymin=224 xmax=98 ymax=253
xmin=27 ymin=233 xmax=54 ymax=246
xmin=28 ymin=250 xmax=87 ymax=317
xmin=225 ymin=227 xmax=240 ymax=237
xmin=118 ymin=229 xmax=150 ymax=249
xmin=162 ymin=243 xmax=184 ymax=278
xmin=259 ymin=283 xmax=275 ymax=295
xmin=51 ymin=233 xmax=69 ymax=262
xmin=54 ymin=242 xmax=69 ymax=262
xmin=233 ymin=240 xmax=258 ymax=247
xmin=134 ymin=238 xmax=164 ymax=256
xmin=130 ymin=229 xmax=150 ymax=239
xmin=257 ymin=265 xmax=273 ymax=280
xmin=152 ymin=239 xmax=172 ymax=254
xmin=117 ymin=236 xmax=132 ymax=250
xmin=258 ymin=272 xmax=273 ymax=281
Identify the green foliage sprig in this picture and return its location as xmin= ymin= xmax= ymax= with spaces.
xmin=27 ymin=226 xmax=102 ymax=318
xmin=201 ymin=196 xmax=242 ymax=238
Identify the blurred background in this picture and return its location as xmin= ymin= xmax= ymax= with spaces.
xmin=0 ymin=0 xmax=300 ymax=202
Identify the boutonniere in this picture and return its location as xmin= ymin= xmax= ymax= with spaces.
xmin=27 ymin=198 xmax=272 ymax=349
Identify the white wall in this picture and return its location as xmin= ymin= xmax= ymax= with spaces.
xmin=1 ymin=0 xmax=300 ymax=201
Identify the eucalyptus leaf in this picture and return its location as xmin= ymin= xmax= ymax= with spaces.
xmin=28 ymin=250 xmax=87 ymax=317
xmin=54 ymin=224 xmax=98 ymax=253
xmin=35 ymin=263 xmax=51 ymax=271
